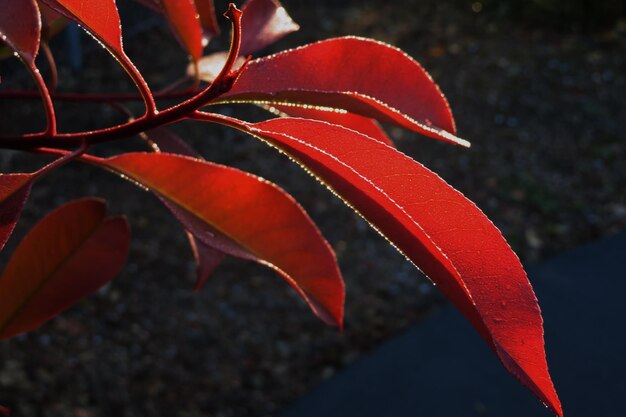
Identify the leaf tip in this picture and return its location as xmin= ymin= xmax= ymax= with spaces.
xmin=494 ymin=341 xmax=562 ymax=417
xmin=438 ymin=128 xmax=471 ymax=147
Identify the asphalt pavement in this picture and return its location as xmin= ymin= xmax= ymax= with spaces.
xmin=278 ymin=232 xmax=626 ymax=417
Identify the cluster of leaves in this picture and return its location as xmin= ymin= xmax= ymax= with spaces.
xmin=0 ymin=0 xmax=562 ymax=415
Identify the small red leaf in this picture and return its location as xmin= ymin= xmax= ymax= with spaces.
xmin=212 ymin=115 xmax=561 ymax=416
xmin=194 ymin=0 xmax=220 ymax=38
xmin=100 ymin=153 xmax=345 ymax=327
xmin=0 ymin=198 xmax=130 ymax=339
xmin=0 ymin=405 xmax=10 ymax=416
xmin=269 ymin=103 xmax=394 ymax=147
xmin=0 ymin=174 xmax=33 ymax=253
xmin=220 ymin=37 xmax=468 ymax=146
xmin=0 ymin=0 xmax=41 ymax=63
xmin=161 ymin=0 xmax=204 ymax=64
xmin=39 ymin=0 xmax=124 ymax=56
xmin=240 ymin=0 xmax=299 ymax=55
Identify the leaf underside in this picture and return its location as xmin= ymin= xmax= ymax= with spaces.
xmin=0 ymin=198 xmax=130 ymax=339
xmin=0 ymin=174 xmax=33 ymax=254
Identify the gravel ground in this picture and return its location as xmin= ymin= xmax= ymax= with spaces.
xmin=1 ymin=1 xmax=625 ymax=416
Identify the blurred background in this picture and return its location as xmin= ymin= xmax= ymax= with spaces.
xmin=1 ymin=0 xmax=624 ymax=416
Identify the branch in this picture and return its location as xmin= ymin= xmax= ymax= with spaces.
xmin=0 ymin=4 xmax=245 ymax=150
xmin=25 ymin=60 xmax=57 ymax=135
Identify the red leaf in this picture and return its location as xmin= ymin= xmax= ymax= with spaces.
xmin=269 ymin=103 xmax=394 ymax=147
xmin=143 ymin=127 xmax=223 ymax=288
xmin=220 ymin=37 xmax=468 ymax=146
xmin=0 ymin=0 xmax=41 ymax=63
xmin=39 ymin=0 xmax=124 ymax=56
xmin=0 ymin=405 xmax=10 ymax=416
xmin=215 ymin=115 xmax=561 ymax=416
xmin=100 ymin=153 xmax=345 ymax=327
xmin=161 ymin=0 xmax=204 ymax=64
xmin=0 ymin=174 xmax=33 ymax=253
xmin=193 ymin=52 xmax=393 ymax=146
xmin=194 ymin=0 xmax=220 ymax=38
xmin=240 ymin=0 xmax=299 ymax=55
xmin=0 ymin=198 xmax=130 ymax=339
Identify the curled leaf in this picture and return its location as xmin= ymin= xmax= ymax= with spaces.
xmin=0 ymin=198 xmax=130 ymax=339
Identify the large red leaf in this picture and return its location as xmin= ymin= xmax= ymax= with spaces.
xmin=0 ymin=175 xmax=32 ymax=254
xmin=193 ymin=52 xmax=392 ymax=146
xmin=269 ymin=103 xmax=394 ymax=147
xmin=143 ymin=127 xmax=226 ymax=289
xmin=99 ymin=153 xmax=345 ymax=327
xmin=40 ymin=0 xmax=124 ymax=56
xmin=0 ymin=198 xmax=130 ymax=339
xmin=240 ymin=0 xmax=299 ymax=55
xmin=218 ymin=37 xmax=469 ymax=146
xmin=0 ymin=0 xmax=41 ymax=64
xmin=210 ymin=115 xmax=561 ymax=416
xmin=161 ymin=0 xmax=204 ymax=64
